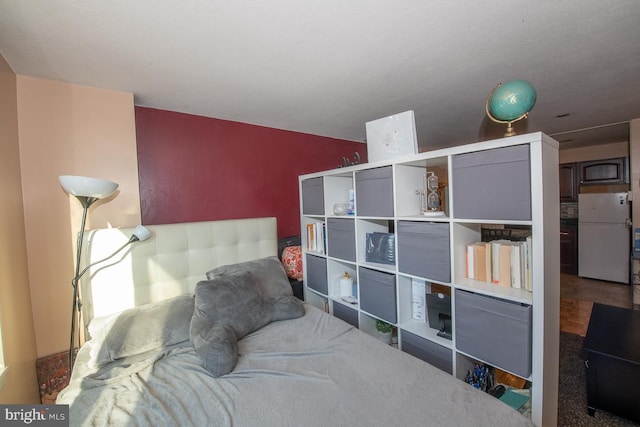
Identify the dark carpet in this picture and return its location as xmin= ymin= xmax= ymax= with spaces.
xmin=558 ymin=332 xmax=639 ymax=426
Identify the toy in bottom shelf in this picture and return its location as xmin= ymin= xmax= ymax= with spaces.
xmin=464 ymin=363 xmax=495 ymax=392
xmin=466 ymin=364 xmax=531 ymax=414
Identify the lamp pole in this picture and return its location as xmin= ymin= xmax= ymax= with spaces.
xmin=68 ymin=196 xmax=99 ymax=371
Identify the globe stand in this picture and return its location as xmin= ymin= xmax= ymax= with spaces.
xmin=485 ymin=102 xmax=529 ymax=137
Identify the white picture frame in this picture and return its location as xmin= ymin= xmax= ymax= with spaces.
xmin=366 ymin=110 xmax=418 ymax=162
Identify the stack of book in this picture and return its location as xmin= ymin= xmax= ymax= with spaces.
xmin=305 ymin=222 xmax=326 ymax=254
xmin=466 ymin=238 xmax=532 ymax=291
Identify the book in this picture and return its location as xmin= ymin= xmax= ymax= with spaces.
xmin=510 ymin=242 xmax=522 ymax=289
xmin=474 ymin=243 xmax=484 ymax=281
xmin=306 ymin=223 xmax=314 ymax=251
xmin=525 ymin=236 xmax=532 ymax=291
xmin=306 ymin=222 xmax=326 ymax=254
xmin=483 ymin=242 xmax=492 ymax=283
xmin=467 ymin=243 xmax=475 ymax=279
xmin=474 ymin=237 xmax=532 ymax=290
xmin=322 ymin=222 xmax=327 ymax=254
xmin=498 ymin=242 xmax=512 ymax=287
xmin=491 ymin=241 xmax=502 ymax=284
xmin=465 ymin=242 xmax=492 ymax=283
xmin=316 ymin=222 xmax=324 ymax=254
xmin=474 ymin=242 xmax=488 ymax=282
xmin=499 ymin=389 xmax=529 ymax=410
xmin=491 ymin=239 xmax=511 ymax=286
xmin=411 ymin=279 xmax=426 ymax=321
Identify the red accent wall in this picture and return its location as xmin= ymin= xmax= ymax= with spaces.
xmin=135 ymin=107 xmax=367 ymax=237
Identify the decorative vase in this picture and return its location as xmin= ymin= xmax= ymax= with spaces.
xmin=377 ymin=331 xmax=392 ymax=345
xmin=339 ymin=272 xmax=353 ymax=297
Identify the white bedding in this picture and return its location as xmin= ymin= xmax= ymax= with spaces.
xmin=58 ymin=303 xmax=533 ymax=427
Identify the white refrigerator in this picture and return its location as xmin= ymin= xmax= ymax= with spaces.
xmin=578 ymin=192 xmax=631 ymax=283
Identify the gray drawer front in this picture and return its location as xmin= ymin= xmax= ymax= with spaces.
xmin=333 ymin=303 xmax=359 ymax=328
xmin=306 ymin=254 xmax=327 ymax=295
xmin=327 ymin=218 xmax=356 ymax=261
xmin=397 ymin=221 xmax=450 ymax=282
xmin=302 ymin=177 xmax=325 ymax=215
xmin=451 ymin=145 xmax=531 ymax=221
xmin=455 ymin=289 xmax=532 ymax=378
xmin=359 ymin=267 xmax=397 ymax=323
xmin=355 ymin=166 xmax=394 ymax=217
xmin=401 ymin=330 xmax=452 ymax=374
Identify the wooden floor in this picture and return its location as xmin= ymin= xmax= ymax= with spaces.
xmin=560 ymin=273 xmax=633 ymax=336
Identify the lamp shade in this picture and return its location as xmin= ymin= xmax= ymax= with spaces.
xmin=59 ymin=175 xmax=119 ymax=199
xmin=131 ymin=225 xmax=152 ymax=242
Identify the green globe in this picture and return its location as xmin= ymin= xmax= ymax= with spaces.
xmin=488 ymin=80 xmax=537 ymax=122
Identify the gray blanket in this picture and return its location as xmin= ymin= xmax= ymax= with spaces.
xmin=57 ymin=304 xmax=533 ymax=427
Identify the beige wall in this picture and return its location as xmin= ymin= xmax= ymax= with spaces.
xmin=0 ymin=56 xmax=39 ymax=402
xmin=559 ymin=140 xmax=629 ymax=164
xmin=17 ymin=77 xmax=141 ymax=359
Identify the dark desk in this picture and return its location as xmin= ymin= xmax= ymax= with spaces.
xmin=583 ymin=303 xmax=640 ymax=422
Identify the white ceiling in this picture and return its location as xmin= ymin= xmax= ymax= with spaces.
xmin=1 ymin=1 xmax=639 ymax=151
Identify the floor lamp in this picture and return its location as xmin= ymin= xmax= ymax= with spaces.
xmin=58 ymin=175 xmax=151 ymax=370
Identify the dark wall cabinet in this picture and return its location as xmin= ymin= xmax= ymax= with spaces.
xmin=559 ymin=163 xmax=578 ymax=202
xmin=560 ymin=223 xmax=578 ymax=275
xmin=560 ymin=158 xmax=629 ymax=202
xmin=579 ymin=157 xmax=628 ymax=185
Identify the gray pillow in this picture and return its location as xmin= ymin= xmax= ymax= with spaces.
xmin=206 ymin=256 xmax=293 ymax=299
xmin=89 ymin=295 xmax=195 ymax=367
xmin=190 ymin=270 xmax=304 ymax=377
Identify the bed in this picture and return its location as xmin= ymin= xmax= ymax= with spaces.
xmin=56 ymin=217 xmax=534 ymax=426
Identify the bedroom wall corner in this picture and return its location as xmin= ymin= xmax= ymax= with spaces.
xmin=16 ymin=77 xmax=142 ymax=360
xmin=0 ymin=54 xmax=39 ymax=403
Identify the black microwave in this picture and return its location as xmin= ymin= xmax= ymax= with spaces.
xmin=579 ymin=157 xmax=628 ymax=185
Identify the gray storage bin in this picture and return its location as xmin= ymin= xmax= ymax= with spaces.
xmin=401 ymin=330 xmax=452 ymax=374
xmin=327 ymin=218 xmax=356 ymax=261
xmin=451 ymin=145 xmax=531 ymax=221
xmin=455 ymin=289 xmax=532 ymax=378
xmin=333 ymin=303 xmax=359 ymax=328
xmin=306 ymin=254 xmax=328 ymax=295
xmin=397 ymin=221 xmax=450 ymax=282
xmin=359 ymin=267 xmax=397 ymax=323
xmin=302 ymin=177 xmax=325 ymax=215
xmin=355 ymin=166 xmax=394 ymax=217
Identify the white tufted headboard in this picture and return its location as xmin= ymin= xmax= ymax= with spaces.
xmin=79 ymin=217 xmax=277 ymax=332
